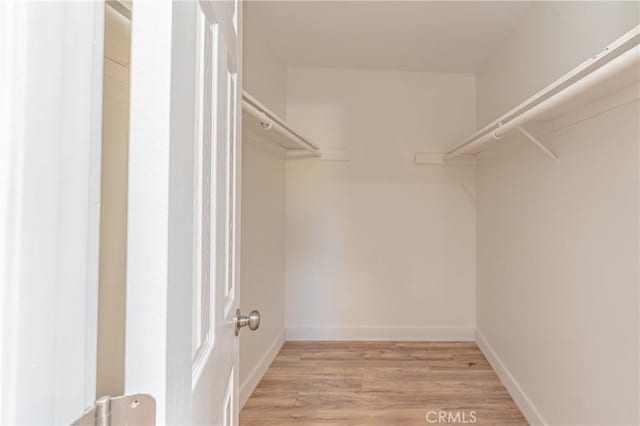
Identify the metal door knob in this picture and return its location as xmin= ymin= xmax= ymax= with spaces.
xmin=234 ymin=309 xmax=260 ymax=336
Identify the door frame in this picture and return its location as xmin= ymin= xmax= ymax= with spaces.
xmin=124 ymin=1 xmax=192 ymax=424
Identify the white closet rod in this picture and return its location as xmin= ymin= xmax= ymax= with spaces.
xmin=242 ymin=95 xmax=320 ymax=155
xmin=446 ymin=26 xmax=640 ymax=159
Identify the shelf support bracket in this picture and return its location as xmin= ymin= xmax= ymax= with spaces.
xmin=517 ymin=126 xmax=559 ymax=162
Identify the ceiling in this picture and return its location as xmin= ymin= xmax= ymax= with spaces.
xmin=245 ymin=1 xmax=532 ymax=73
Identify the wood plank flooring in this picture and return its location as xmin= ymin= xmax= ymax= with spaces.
xmin=240 ymin=341 xmax=526 ymax=425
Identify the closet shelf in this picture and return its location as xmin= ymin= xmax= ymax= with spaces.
xmin=446 ymin=26 xmax=640 ymax=159
xmin=242 ymin=91 xmax=321 ymax=157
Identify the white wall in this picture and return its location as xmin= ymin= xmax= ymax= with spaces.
xmin=239 ymin=9 xmax=287 ymax=406
xmin=239 ymin=137 xmax=286 ymax=405
xmin=475 ymin=3 xmax=639 ymax=424
xmin=243 ymin=10 xmax=287 ymax=118
xmin=285 ymin=67 xmax=477 ymax=340
xmin=477 ymin=1 xmax=639 ymax=127
xmin=477 ymin=99 xmax=639 ymax=426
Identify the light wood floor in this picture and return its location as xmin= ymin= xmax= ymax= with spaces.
xmin=240 ymin=341 xmax=526 ymax=426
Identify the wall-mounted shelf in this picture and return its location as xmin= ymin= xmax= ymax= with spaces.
xmin=287 ymin=149 xmax=350 ymax=161
xmin=242 ymin=91 xmax=321 ymax=157
xmin=446 ymin=25 xmax=640 ymax=160
xmin=415 ymin=152 xmax=475 ymax=165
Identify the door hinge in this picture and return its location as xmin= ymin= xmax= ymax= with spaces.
xmin=72 ymin=394 xmax=155 ymax=426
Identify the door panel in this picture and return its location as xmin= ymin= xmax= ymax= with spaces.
xmin=126 ymin=0 xmax=242 ymax=424
xmin=192 ymin=1 xmax=242 ymax=424
xmin=192 ymin=6 xmax=215 ymax=379
xmin=1 ymin=0 xmax=242 ymax=423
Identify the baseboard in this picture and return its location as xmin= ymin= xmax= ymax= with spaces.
xmin=475 ymin=329 xmax=547 ymax=425
xmin=286 ymin=325 xmax=475 ymax=341
xmin=239 ymin=329 xmax=286 ymax=409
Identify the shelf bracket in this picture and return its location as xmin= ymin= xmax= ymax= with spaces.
xmin=517 ymin=126 xmax=559 ymax=162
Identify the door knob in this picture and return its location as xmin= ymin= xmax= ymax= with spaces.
xmin=234 ymin=309 xmax=260 ymax=336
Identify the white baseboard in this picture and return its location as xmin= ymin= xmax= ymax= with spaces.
xmin=239 ymin=329 xmax=286 ymax=409
xmin=286 ymin=325 xmax=475 ymax=341
xmin=475 ymin=329 xmax=546 ymax=425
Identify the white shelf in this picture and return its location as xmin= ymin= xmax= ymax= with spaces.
xmin=415 ymin=152 xmax=475 ymax=165
xmin=242 ymin=91 xmax=320 ymax=157
xmin=446 ymin=26 xmax=640 ymax=159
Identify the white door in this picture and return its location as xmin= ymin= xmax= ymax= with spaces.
xmin=0 ymin=1 xmax=104 ymax=424
xmin=125 ymin=0 xmax=243 ymax=425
